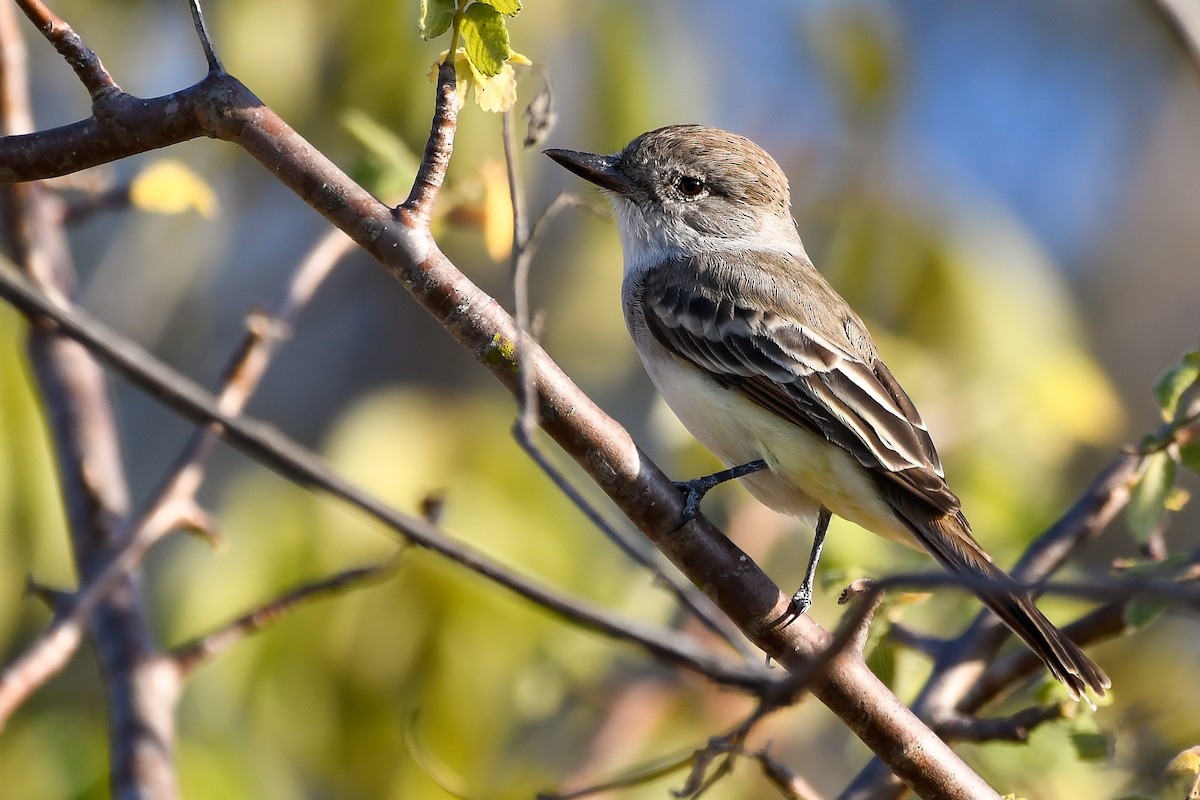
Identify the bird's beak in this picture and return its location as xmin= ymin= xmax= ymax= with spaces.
xmin=544 ymin=148 xmax=631 ymax=194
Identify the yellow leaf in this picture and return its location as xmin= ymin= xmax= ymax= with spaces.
xmin=1167 ymin=746 xmax=1200 ymax=776
xmin=427 ymin=48 xmax=522 ymax=113
xmin=1166 ymin=485 xmax=1191 ymax=512
xmin=472 ymin=62 xmax=519 ymax=113
xmin=129 ymin=160 xmax=218 ymax=218
xmin=479 ymin=161 xmax=513 ymax=262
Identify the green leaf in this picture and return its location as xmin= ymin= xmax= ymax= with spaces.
xmin=340 ymin=109 xmax=420 ymax=200
xmin=419 ymin=0 xmax=456 ymax=41
xmin=1123 ymin=595 xmax=1168 ymax=631
xmin=1182 ymin=442 xmax=1200 ymax=476
xmin=341 ymin=110 xmax=419 ymax=175
xmin=479 ymin=0 xmax=522 ymax=15
xmin=1070 ymin=731 xmax=1114 ymax=762
xmin=1125 ymin=451 xmax=1176 ymax=544
xmin=459 ymin=2 xmax=509 ymax=77
xmin=1152 ymin=351 xmax=1200 ymax=419
xmin=864 ymin=638 xmax=897 ymax=690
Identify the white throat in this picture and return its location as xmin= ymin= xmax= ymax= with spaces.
xmin=609 ymin=195 xmax=805 ymax=278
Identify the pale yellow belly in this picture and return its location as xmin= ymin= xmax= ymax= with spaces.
xmin=641 ymin=348 xmax=921 ymax=550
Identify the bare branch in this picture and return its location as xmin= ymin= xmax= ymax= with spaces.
xmin=959 ymin=599 xmax=1132 ymax=714
xmin=13 ymin=0 xmax=119 ymax=99
xmin=186 ymin=0 xmax=222 ymax=75
xmin=1 ymin=4 xmax=174 ymax=794
xmin=1147 ymin=0 xmax=1200 ymax=72
xmin=935 ymin=703 xmax=1070 ymax=744
xmin=539 ymin=747 xmax=700 ymax=800
xmin=60 ymin=182 xmax=134 ymax=224
xmin=0 ymin=227 xmax=354 ymax=724
xmin=901 ymin=412 xmax=1200 ymax=733
xmin=754 ymin=746 xmax=827 ymax=800
xmin=172 ymin=561 xmax=399 ymax=675
xmin=398 ymin=59 xmax=458 ymax=227
xmin=836 ymin=579 xmax=886 ymax=656
xmin=0 ymin=77 xmax=222 ymax=182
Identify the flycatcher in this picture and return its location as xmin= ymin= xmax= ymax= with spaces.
xmin=546 ymin=124 xmax=1109 ymax=700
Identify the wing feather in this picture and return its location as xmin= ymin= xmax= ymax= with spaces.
xmin=637 ymin=253 xmax=960 ymax=515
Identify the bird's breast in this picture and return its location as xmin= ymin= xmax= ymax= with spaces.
xmin=625 ymin=305 xmax=919 ymax=548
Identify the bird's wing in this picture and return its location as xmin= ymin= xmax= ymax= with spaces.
xmin=637 ymin=253 xmax=960 ymax=515
xmin=637 ymin=255 xmax=1112 ymax=699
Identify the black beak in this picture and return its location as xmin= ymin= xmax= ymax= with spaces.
xmin=544 ymin=148 xmax=631 ymax=194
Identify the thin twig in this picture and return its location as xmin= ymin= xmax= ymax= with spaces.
xmin=669 ymin=585 xmax=892 ymax=799
xmin=187 ymin=0 xmax=223 ymax=74
xmin=753 ymin=746 xmax=826 ymax=800
xmin=0 ymin=229 xmax=354 ymax=723
xmin=13 ymin=0 xmax=119 ymax=100
xmin=902 ymin=410 xmax=1200 ymax=734
xmin=540 ymin=746 xmax=703 ymax=800
xmin=172 ymin=560 xmax=399 ymax=675
xmin=934 ymin=703 xmax=1070 ymax=743
xmin=60 ymin=183 xmax=133 ymax=223
xmin=958 ymin=598 xmax=1133 ymax=714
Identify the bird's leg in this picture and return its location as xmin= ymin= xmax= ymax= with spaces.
xmin=672 ymin=459 xmax=768 ymax=526
xmin=787 ymin=507 xmax=831 ymax=619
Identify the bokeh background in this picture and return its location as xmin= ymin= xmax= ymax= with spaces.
xmin=1 ymin=0 xmax=1199 ymax=798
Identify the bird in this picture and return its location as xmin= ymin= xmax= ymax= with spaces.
xmin=545 ymin=124 xmax=1109 ymax=701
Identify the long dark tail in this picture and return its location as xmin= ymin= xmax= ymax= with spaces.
xmin=905 ymin=510 xmax=1110 ymax=701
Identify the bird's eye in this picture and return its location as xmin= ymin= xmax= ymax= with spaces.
xmin=676 ymin=175 xmax=706 ymax=198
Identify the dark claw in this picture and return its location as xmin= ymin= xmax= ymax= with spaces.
xmin=789 ymin=588 xmax=813 ymax=618
xmin=670 ymin=460 xmax=769 ymax=530
xmin=773 ymin=589 xmax=812 ymax=630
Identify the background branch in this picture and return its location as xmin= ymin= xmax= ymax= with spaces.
xmin=0 ymin=3 xmax=174 ymax=796
xmin=171 ymin=560 xmax=399 ymax=675
xmin=0 ymin=226 xmax=355 ymax=722
xmin=0 ymin=262 xmax=770 ymax=693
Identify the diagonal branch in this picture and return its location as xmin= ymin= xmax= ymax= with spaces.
xmin=0 ymin=262 xmax=772 ymax=696
xmin=0 ymin=10 xmax=1003 ymax=797
xmin=172 ymin=560 xmax=400 ymax=676
xmin=14 ymin=0 xmax=118 ymax=99
xmin=0 ymin=226 xmax=355 ymax=721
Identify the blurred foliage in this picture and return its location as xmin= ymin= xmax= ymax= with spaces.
xmin=128 ymin=160 xmax=220 ymax=219
xmin=1 ymin=1 xmax=1197 ymax=799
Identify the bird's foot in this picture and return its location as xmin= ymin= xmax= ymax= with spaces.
xmin=773 ymin=587 xmax=813 ymax=629
xmin=670 ymin=459 xmax=768 ymax=530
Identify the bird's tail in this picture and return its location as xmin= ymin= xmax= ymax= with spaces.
xmin=911 ymin=511 xmax=1110 ymax=701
